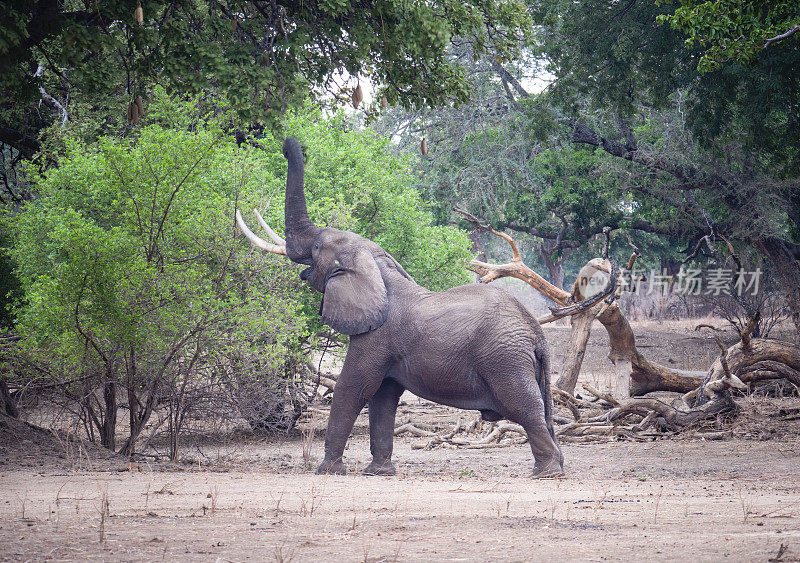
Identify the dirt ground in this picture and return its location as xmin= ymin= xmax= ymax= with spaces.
xmin=1 ymin=320 xmax=799 ymax=562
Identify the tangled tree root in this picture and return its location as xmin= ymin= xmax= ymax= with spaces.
xmin=393 ymin=419 xmax=528 ymax=449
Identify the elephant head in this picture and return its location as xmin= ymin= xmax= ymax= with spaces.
xmin=236 ymin=137 xmax=404 ymax=336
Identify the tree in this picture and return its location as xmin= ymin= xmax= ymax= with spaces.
xmin=660 ymin=0 xmax=800 ymax=72
xmin=6 ymin=93 xmax=472 ymax=454
xmin=527 ymin=0 xmax=800 ymax=337
xmin=375 ymin=50 xmax=589 ymax=286
xmin=377 ymin=1 xmax=799 ymax=336
xmin=9 ymin=115 xmax=308 ymax=452
xmin=376 ymin=47 xmax=682 ymax=290
xmin=0 ymin=0 xmax=531 ymax=165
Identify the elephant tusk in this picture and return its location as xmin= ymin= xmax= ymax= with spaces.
xmin=254 ymin=208 xmax=287 ymax=246
xmin=235 ymin=209 xmax=287 ymax=255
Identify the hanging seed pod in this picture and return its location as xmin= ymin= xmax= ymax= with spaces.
xmin=134 ymin=95 xmax=143 ymax=117
xmin=420 ymin=138 xmax=428 ymax=156
xmin=126 ymin=103 xmax=134 ymax=123
xmin=130 ymin=103 xmax=140 ymax=124
xmin=380 ymin=94 xmax=388 ymax=108
xmin=134 ymin=2 xmax=143 ymax=25
xmin=231 ymin=19 xmax=238 ymax=33
xmin=351 ymin=83 xmax=363 ymax=109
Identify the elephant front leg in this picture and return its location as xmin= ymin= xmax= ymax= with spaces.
xmin=364 ymin=378 xmax=404 ymax=476
xmin=317 ymin=389 xmax=365 ymax=474
xmin=316 ymin=353 xmax=384 ymax=475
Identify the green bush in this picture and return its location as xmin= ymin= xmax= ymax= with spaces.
xmin=7 ymin=95 xmax=473 ymax=457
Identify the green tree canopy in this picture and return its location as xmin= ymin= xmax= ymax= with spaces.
xmin=0 ymin=0 xmax=531 ymax=167
xmin=660 ymin=0 xmax=800 ymax=73
xmin=528 ymin=0 xmax=800 ymax=334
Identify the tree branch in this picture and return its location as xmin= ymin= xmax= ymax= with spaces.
xmin=489 ymin=59 xmax=530 ymax=99
xmin=569 ymin=119 xmax=727 ymax=190
xmin=0 ymin=128 xmax=41 ymax=159
xmin=764 ymin=25 xmax=800 ymax=48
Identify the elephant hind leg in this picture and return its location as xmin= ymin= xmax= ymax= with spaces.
xmin=485 ymin=370 xmax=564 ymax=477
xmin=364 ymin=378 xmax=404 ymax=476
xmin=517 ymin=411 xmax=564 ymax=478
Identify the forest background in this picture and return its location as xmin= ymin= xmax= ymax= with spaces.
xmin=0 ymin=0 xmax=798 ymax=457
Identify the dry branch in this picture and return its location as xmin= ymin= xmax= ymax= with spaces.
xmin=394 ymin=423 xmax=436 ymax=437
xmin=552 ymin=388 xmax=581 ymax=421
xmin=453 ymin=207 xmax=569 ymax=304
xmin=477 ymin=421 xmax=526 ymax=444
xmin=582 ymin=384 xmax=620 ymax=406
xmin=303 ymin=363 xmax=337 ymax=393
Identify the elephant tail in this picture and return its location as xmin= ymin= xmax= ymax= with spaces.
xmin=535 ymin=346 xmax=556 ymax=441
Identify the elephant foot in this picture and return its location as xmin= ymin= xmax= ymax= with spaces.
xmin=316 ymin=459 xmax=347 ymax=475
xmin=532 ymin=460 xmax=565 ymax=479
xmin=362 ymin=460 xmax=396 ymax=476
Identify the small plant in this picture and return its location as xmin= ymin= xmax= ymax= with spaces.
xmin=593 ymin=486 xmax=609 ymax=522
xmin=493 ymin=496 xmax=512 ymax=517
xmin=362 ymin=542 xmax=371 ymax=563
xmin=274 ymin=541 xmax=295 ymax=563
xmin=302 ymin=403 xmax=317 ymax=471
xmin=144 ymin=481 xmax=151 ymax=514
xmin=653 ymin=486 xmax=664 ymax=524
xmin=208 ymin=485 xmax=219 ymax=516
xmin=19 ymin=490 xmax=27 ymax=520
xmin=459 ymin=469 xmax=476 ymax=478
xmin=271 ymin=491 xmax=285 ymax=517
xmin=98 ymin=485 xmax=110 ymax=543
xmin=739 ymin=487 xmax=753 ymax=523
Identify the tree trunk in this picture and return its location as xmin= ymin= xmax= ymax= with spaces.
xmin=628 ymin=353 xmax=704 ymax=395
xmin=592 ymin=302 xmax=705 ymax=395
xmin=540 ymin=249 xmax=566 ymax=290
xmin=758 ymin=237 xmax=800 ymax=340
xmin=100 ymin=377 xmax=117 ymax=451
xmin=555 ymin=310 xmax=595 ymax=394
xmin=717 ymin=338 xmax=800 ymax=381
xmin=659 ymin=258 xmax=681 ymax=277
xmin=123 ymin=379 xmax=159 ymax=457
xmin=0 ymin=378 xmax=18 ymax=418
xmin=468 ymin=228 xmax=487 ymax=262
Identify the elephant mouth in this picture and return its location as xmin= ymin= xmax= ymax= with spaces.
xmin=324 ymin=267 xmax=346 ymax=285
xmin=300 ymin=266 xmax=313 ymax=281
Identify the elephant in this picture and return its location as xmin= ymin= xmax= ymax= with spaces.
xmin=236 ymin=137 xmax=564 ymax=477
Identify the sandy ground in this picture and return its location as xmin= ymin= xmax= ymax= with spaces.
xmin=2 ymin=320 xmax=799 ymax=561
xmin=1 ymin=434 xmax=799 ymax=562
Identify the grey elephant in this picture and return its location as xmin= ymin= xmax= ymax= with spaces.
xmin=236 ymin=138 xmax=564 ymax=477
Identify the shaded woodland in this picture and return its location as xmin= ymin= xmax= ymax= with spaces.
xmin=1 ymin=0 xmax=798 ymax=458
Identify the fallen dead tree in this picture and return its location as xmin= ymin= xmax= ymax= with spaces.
xmin=447 ymin=212 xmax=800 ymax=440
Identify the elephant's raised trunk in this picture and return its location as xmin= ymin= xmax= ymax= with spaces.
xmin=283 ymin=137 xmax=320 ymax=264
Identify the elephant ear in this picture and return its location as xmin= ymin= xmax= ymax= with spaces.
xmin=321 ymin=247 xmax=388 ymax=335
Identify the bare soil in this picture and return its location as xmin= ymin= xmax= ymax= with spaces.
xmin=1 ymin=320 xmax=799 ymax=562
